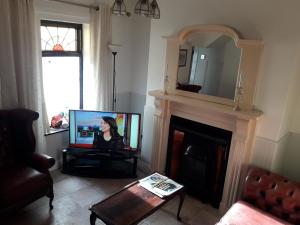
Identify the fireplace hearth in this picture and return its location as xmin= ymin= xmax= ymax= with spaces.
xmin=166 ymin=116 xmax=232 ymax=208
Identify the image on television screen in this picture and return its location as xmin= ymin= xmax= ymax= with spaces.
xmin=69 ymin=110 xmax=140 ymax=151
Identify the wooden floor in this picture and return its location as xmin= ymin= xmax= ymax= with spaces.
xmin=1 ymin=170 xmax=220 ymax=225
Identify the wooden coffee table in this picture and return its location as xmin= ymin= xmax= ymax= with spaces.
xmin=89 ymin=180 xmax=185 ymax=225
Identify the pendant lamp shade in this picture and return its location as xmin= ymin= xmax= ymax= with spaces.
xmin=134 ymin=0 xmax=150 ymax=16
xmin=148 ymin=0 xmax=160 ymax=19
xmin=111 ymin=0 xmax=127 ymax=16
xmin=109 ymin=44 xmax=122 ymax=53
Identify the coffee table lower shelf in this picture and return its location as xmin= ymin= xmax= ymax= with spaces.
xmin=89 ymin=181 xmax=185 ymax=225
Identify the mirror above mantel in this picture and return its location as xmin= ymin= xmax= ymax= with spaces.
xmin=177 ymin=33 xmax=241 ymax=100
xmin=163 ymin=24 xmax=264 ymax=110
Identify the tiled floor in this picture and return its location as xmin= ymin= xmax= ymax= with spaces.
xmin=1 ymin=170 xmax=220 ymax=225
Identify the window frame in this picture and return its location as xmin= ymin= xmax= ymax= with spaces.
xmin=41 ymin=20 xmax=84 ymax=108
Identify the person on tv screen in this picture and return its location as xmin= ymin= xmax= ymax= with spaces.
xmin=93 ymin=116 xmax=124 ymax=151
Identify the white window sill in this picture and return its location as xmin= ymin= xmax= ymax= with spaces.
xmin=45 ymin=127 xmax=69 ymax=136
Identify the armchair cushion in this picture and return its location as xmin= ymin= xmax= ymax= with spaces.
xmin=0 ymin=166 xmax=50 ymax=210
xmin=28 ymin=153 xmax=55 ymax=173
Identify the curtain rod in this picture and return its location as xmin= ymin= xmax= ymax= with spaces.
xmin=48 ymin=0 xmax=99 ymax=11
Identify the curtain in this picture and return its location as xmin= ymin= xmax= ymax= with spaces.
xmin=90 ymin=4 xmax=112 ymax=111
xmin=0 ymin=0 xmax=48 ymax=153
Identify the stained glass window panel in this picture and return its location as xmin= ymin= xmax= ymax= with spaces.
xmin=41 ymin=25 xmax=77 ymax=51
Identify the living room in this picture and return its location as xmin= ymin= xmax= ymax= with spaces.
xmin=1 ymin=0 xmax=300 ymax=225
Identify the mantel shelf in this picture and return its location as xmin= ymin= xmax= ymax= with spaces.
xmin=149 ymin=90 xmax=263 ymax=121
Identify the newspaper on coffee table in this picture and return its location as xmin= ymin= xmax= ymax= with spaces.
xmin=139 ymin=172 xmax=183 ymax=198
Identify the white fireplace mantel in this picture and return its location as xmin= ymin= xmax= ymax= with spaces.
xmin=148 ymin=90 xmax=263 ymax=213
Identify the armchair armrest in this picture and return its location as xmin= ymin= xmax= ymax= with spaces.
xmin=28 ymin=153 xmax=55 ymax=173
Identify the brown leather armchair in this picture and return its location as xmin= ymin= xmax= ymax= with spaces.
xmin=0 ymin=109 xmax=55 ymax=216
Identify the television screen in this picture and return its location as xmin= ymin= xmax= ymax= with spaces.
xmin=69 ymin=110 xmax=141 ymax=151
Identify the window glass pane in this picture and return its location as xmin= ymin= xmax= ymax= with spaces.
xmin=42 ymin=57 xmax=80 ymax=122
xmin=41 ymin=25 xmax=77 ymax=51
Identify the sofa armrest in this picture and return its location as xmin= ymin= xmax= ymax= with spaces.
xmin=28 ymin=153 xmax=55 ymax=173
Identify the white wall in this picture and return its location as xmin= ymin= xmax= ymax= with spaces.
xmin=288 ymin=64 xmax=300 ymax=134
xmin=192 ymin=49 xmax=209 ymax=87
xmin=112 ymin=1 xmax=150 ymax=115
xmin=290 ymin=96 xmax=300 ymax=134
xmin=200 ymin=48 xmax=222 ymax=96
xmin=218 ymin=40 xmax=240 ymax=99
xmin=272 ymin=133 xmax=300 ymax=181
xmin=128 ymin=14 xmax=150 ymax=119
xmin=142 ymin=0 xmax=300 ymax=175
xmin=130 ymin=14 xmax=151 ymax=96
xmin=35 ymin=0 xmax=91 ymax=23
xmin=274 ymin=61 xmax=300 ymax=181
xmin=112 ymin=14 xmax=133 ymax=112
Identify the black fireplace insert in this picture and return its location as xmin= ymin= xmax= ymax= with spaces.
xmin=165 ymin=115 xmax=232 ymax=208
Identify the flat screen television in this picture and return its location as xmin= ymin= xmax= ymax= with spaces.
xmin=69 ymin=110 xmax=141 ymax=151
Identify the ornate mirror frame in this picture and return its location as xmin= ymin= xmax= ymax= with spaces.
xmin=164 ymin=24 xmax=263 ymax=110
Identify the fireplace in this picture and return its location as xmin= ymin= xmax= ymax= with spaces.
xmin=149 ymin=91 xmax=262 ymax=213
xmin=165 ymin=116 xmax=232 ymax=208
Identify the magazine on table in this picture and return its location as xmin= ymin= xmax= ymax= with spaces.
xmin=138 ymin=172 xmax=183 ymax=198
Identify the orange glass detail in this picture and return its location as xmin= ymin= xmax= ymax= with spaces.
xmin=53 ymin=44 xmax=64 ymax=51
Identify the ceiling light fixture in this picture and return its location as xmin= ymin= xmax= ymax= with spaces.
xmin=134 ymin=0 xmax=150 ymax=17
xmin=111 ymin=0 xmax=160 ymax=19
xmin=111 ymin=0 xmax=130 ymax=17
xmin=148 ymin=0 xmax=160 ymax=19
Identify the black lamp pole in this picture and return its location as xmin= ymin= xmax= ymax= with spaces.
xmin=112 ymin=51 xmax=117 ymax=111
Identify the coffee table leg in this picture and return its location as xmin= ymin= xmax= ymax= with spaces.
xmin=132 ymin=156 xmax=137 ymax=177
xmin=177 ymin=191 xmax=185 ymax=221
xmin=90 ymin=212 xmax=97 ymax=225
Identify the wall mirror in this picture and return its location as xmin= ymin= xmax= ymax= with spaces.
xmin=177 ymin=32 xmax=241 ymax=100
xmin=164 ymin=25 xmax=263 ymax=110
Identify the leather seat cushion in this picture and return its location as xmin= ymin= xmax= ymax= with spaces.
xmin=217 ymin=201 xmax=292 ymax=225
xmin=0 ymin=166 xmax=50 ymax=208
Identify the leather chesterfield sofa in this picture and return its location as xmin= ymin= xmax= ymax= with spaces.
xmin=217 ymin=166 xmax=300 ymax=225
xmin=0 ymin=109 xmax=55 ymax=216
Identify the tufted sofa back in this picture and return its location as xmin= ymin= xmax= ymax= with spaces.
xmin=242 ymin=166 xmax=300 ymax=224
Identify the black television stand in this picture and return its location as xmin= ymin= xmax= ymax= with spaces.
xmin=62 ymin=148 xmax=138 ymax=178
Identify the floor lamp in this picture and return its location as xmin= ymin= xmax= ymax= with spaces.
xmin=109 ymin=44 xmax=122 ymax=111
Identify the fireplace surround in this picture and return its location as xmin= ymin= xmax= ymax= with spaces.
xmin=149 ymin=90 xmax=262 ymax=213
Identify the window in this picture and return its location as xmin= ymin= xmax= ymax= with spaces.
xmin=40 ymin=20 xmax=83 ymax=126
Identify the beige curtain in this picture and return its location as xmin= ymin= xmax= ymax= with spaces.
xmin=0 ymin=0 xmax=49 ymax=153
xmin=90 ymin=4 xmax=113 ymax=111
